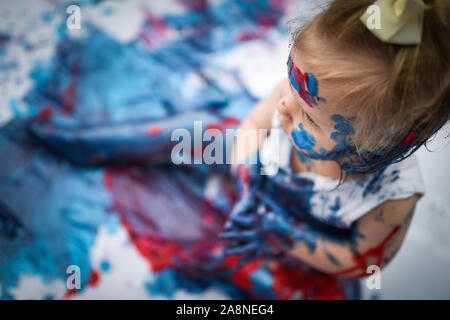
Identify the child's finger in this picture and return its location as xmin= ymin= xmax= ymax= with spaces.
xmin=230 ymin=214 xmax=257 ymax=227
xmin=223 ymin=241 xmax=259 ymax=256
xmin=218 ymin=230 xmax=256 ymax=241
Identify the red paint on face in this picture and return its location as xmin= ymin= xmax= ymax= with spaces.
xmin=287 ymin=56 xmax=324 ymax=108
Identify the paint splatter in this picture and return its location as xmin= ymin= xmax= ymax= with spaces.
xmin=287 ymin=56 xmax=326 ymax=107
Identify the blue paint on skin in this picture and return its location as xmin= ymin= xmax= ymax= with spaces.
xmin=291 ymin=115 xmax=356 ymax=167
xmin=295 ymin=149 xmax=313 ymax=171
xmin=290 ymin=115 xmax=361 ymax=175
xmin=291 ymin=111 xmax=418 ymax=175
xmin=291 ymin=123 xmax=316 ymax=151
xmin=324 ymin=249 xmax=341 ymax=266
xmin=306 ymin=73 xmax=318 ymax=96
xmin=221 ymin=159 xmax=364 ymax=261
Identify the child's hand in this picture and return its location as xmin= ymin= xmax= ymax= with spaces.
xmin=219 ymin=205 xmax=295 ymax=263
xmin=220 ymin=161 xmax=295 ymax=263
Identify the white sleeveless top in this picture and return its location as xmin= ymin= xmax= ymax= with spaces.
xmin=259 ymin=111 xmax=426 ymax=228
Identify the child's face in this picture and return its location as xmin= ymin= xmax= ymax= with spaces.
xmin=276 ymin=46 xmax=356 ymax=162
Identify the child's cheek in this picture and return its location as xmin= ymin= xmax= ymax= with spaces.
xmin=290 ymin=122 xmax=317 ymax=154
xmin=290 ymin=123 xmax=334 ymax=158
xmin=276 ymin=110 xmax=293 ymax=134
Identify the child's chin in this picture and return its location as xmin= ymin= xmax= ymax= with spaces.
xmin=276 ymin=112 xmax=292 ymax=133
xmin=290 ymin=141 xmax=313 ymax=158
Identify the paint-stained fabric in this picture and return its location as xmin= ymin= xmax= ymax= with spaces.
xmin=0 ymin=0 xmax=361 ymax=300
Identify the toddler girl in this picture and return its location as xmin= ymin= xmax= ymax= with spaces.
xmin=221 ymin=0 xmax=449 ymax=283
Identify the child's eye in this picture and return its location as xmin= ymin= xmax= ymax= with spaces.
xmin=305 ymin=113 xmax=315 ymax=125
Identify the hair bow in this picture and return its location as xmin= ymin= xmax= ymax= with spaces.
xmin=360 ymin=0 xmax=431 ymax=45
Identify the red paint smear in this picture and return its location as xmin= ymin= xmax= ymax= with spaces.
xmin=203 ymin=211 xmax=215 ymax=226
xmin=103 ymin=171 xmax=114 ymax=190
xmin=38 ymin=106 xmax=52 ymax=121
xmin=206 ymin=117 xmax=240 ymax=131
xmin=292 ymin=61 xmax=314 ymax=108
xmin=103 ymin=168 xmax=227 ymax=273
xmin=146 ymin=125 xmax=162 ymax=136
xmin=123 ymin=216 xmax=182 ymax=272
xmin=256 ymin=13 xmax=276 ymax=28
xmin=180 ymin=0 xmax=208 ymax=10
xmin=236 ymin=31 xmax=263 ymax=42
xmin=103 ymin=169 xmax=182 ymax=271
xmin=140 ymin=8 xmax=169 ymax=48
xmin=61 ymin=82 xmax=76 ymax=113
xmin=144 ymin=11 xmax=167 ymax=34
xmin=60 ymin=62 xmax=78 ymax=114
xmin=331 ymin=225 xmax=401 ymax=279
xmin=272 ymin=264 xmax=346 ymax=300
xmin=288 ymin=57 xmax=318 ymax=108
xmin=238 ymin=165 xmax=250 ymax=184
xmin=88 ymin=269 xmax=101 ymax=287
xmin=229 ymin=259 xmax=260 ymax=293
xmin=63 ymin=289 xmax=78 ymax=299
xmin=269 ymin=0 xmax=286 ymax=10
xmin=141 ymin=34 xmax=154 ymax=47
xmin=401 ymin=130 xmax=416 ymax=147
xmin=101 ymin=167 xmax=353 ymax=299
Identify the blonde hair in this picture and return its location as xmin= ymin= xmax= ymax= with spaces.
xmin=293 ymin=0 xmax=450 ymax=161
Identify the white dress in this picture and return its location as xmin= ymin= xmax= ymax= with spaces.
xmin=259 ymin=111 xmax=426 ymax=228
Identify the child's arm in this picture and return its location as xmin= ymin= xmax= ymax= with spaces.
xmin=231 ymin=79 xmax=287 ymax=170
xmin=286 ymin=195 xmax=419 ymax=278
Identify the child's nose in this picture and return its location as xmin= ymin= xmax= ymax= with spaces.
xmin=276 ymin=98 xmax=290 ymax=118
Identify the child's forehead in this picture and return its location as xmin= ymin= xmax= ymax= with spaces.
xmin=287 ymin=45 xmax=357 ymax=122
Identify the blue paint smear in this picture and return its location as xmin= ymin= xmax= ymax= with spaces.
xmin=100 ymin=260 xmax=110 ymax=272
xmin=0 ymin=121 xmax=110 ymax=298
xmin=306 ymin=72 xmax=318 ymax=97
xmin=144 ymin=269 xmax=248 ymax=299
xmin=291 ymin=123 xmax=316 ymax=151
